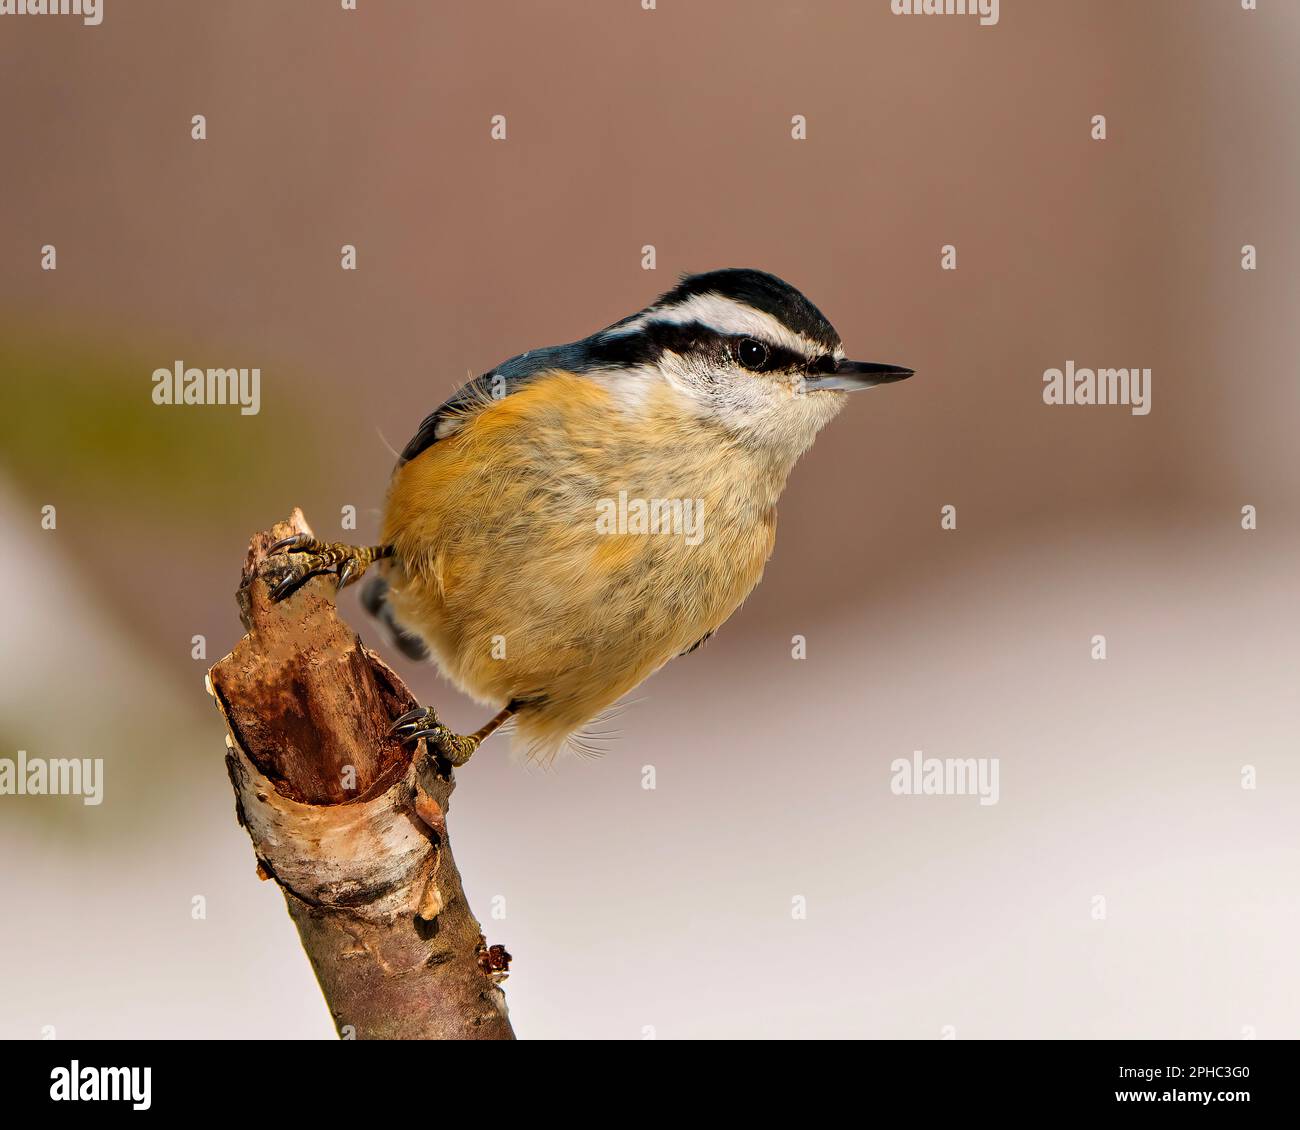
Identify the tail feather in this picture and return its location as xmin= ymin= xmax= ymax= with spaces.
xmin=361 ymin=574 xmax=430 ymax=661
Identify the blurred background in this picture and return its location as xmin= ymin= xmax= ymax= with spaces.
xmin=1 ymin=0 xmax=1297 ymax=1039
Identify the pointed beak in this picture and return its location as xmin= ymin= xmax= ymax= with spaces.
xmin=804 ymin=359 xmax=914 ymax=392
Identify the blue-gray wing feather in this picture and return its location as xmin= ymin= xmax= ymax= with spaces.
xmin=397 ymin=339 xmax=604 ymax=465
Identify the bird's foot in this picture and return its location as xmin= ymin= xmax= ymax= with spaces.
xmin=389 ymin=705 xmax=480 ymax=767
xmin=265 ymin=535 xmax=393 ymax=603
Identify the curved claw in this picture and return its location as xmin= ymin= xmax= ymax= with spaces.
xmin=269 ymin=533 xmax=314 ymax=555
xmin=397 ymin=725 xmax=444 ymax=745
xmin=269 ymin=565 xmax=332 ymax=603
xmin=336 ymin=560 xmax=356 ymax=591
xmin=389 ymin=705 xmax=433 ymax=736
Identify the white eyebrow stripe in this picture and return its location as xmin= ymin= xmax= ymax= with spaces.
xmin=613 ymin=293 xmax=826 ymax=359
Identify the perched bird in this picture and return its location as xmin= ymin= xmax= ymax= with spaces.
xmin=270 ymin=269 xmax=911 ymax=764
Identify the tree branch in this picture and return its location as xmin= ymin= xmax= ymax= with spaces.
xmin=206 ymin=509 xmax=514 ymax=1040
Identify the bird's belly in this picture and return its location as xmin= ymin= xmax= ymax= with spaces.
xmin=381 ymin=373 xmax=776 ymax=730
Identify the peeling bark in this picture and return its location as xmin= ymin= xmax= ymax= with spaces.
xmin=207 ymin=509 xmax=514 ymax=1040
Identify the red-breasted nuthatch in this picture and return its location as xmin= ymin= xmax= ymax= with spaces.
xmin=270 ymin=269 xmax=912 ymax=765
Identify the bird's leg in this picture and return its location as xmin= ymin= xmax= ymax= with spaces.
xmin=389 ymin=704 xmax=515 ymax=768
xmin=265 ymin=534 xmax=394 ymax=603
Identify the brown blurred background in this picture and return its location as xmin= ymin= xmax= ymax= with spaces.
xmin=1 ymin=0 xmax=1297 ymax=1039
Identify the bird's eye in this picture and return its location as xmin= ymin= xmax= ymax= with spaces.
xmin=736 ymin=338 xmax=769 ymax=371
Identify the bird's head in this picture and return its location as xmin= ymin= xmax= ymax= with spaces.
xmin=590 ymin=268 xmax=912 ymax=461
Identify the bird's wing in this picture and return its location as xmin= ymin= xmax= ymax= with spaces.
xmin=398 ymin=339 xmax=600 ymax=465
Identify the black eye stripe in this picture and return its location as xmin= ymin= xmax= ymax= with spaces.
xmin=588 ymin=321 xmax=814 ymax=373
xmin=728 ymin=336 xmax=804 ymax=372
xmin=586 ymin=320 xmax=717 ymax=366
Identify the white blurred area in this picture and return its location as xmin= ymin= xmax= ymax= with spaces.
xmin=0 ymin=479 xmax=332 ymax=1038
